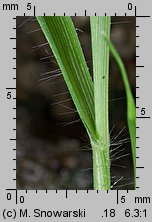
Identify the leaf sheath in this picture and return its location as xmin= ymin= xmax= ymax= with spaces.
xmin=90 ymin=16 xmax=111 ymax=189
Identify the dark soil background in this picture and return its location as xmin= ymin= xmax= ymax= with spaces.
xmin=16 ymin=16 xmax=136 ymax=190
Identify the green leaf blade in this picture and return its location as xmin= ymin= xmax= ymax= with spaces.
xmin=36 ymin=16 xmax=97 ymax=139
xmin=104 ymin=36 xmax=136 ymax=188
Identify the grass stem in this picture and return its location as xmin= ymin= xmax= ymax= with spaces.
xmin=90 ymin=16 xmax=111 ymax=189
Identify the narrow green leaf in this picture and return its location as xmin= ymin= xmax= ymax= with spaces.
xmin=103 ymin=35 xmax=136 ymax=187
xmin=36 ymin=16 xmax=97 ymax=139
xmin=90 ymin=16 xmax=111 ymax=190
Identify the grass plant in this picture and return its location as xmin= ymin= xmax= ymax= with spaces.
xmin=36 ymin=16 xmax=136 ymax=190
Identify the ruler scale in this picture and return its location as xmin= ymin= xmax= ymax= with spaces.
xmin=1 ymin=0 xmax=152 ymax=221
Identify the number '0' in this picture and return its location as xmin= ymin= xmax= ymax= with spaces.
xmin=128 ymin=3 xmax=133 ymax=10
